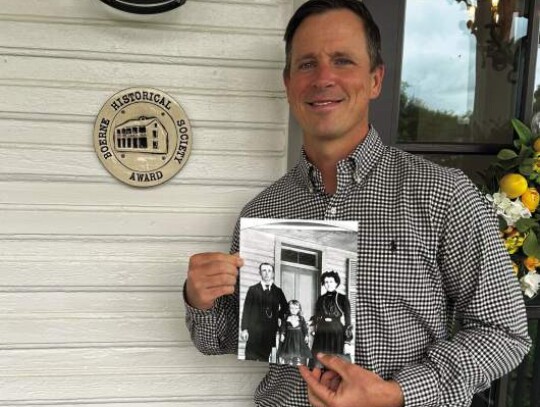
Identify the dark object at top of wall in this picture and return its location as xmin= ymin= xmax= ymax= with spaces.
xmin=99 ymin=0 xmax=187 ymax=14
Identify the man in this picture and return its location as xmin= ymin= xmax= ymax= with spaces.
xmin=240 ymin=262 xmax=288 ymax=361
xmin=184 ymin=1 xmax=531 ymax=406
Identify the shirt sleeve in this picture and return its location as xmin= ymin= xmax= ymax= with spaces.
xmin=183 ymin=219 xmax=242 ymax=355
xmin=183 ymin=282 xmax=239 ymax=355
xmin=392 ymin=171 xmax=531 ymax=406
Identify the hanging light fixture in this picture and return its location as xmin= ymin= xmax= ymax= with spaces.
xmin=457 ymin=0 xmax=521 ymax=78
xmin=491 ymin=0 xmax=500 ymax=24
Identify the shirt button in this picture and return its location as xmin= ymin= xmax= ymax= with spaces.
xmin=353 ymin=173 xmax=361 ymax=183
xmin=329 ymin=207 xmax=337 ymax=215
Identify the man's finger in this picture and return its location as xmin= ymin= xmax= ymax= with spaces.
xmin=298 ymin=366 xmax=326 ymax=407
xmin=190 ymin=252 xmax=244 ymax=268
xmin=320 ymin=369 xmax=340 ymax=389
xmin=205 ymin=273 xmax=237 ymax=289
xmin=298 ymin=365 xmax=335 ymax=404
xmin=206 ymin=285 xmax=235 ymax=298
xmin=316 ymin=353 xmax=351 ymax=379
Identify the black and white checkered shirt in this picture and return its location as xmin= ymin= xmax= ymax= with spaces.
xmin=185 ymin=127 xmax=531 ymax=406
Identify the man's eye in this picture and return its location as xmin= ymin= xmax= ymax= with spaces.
xmin=335 ymin=58 xmax=352 ymax=65
xmin=299 ymin=62 xmax=315 ymax=70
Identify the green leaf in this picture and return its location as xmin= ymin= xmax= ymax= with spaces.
xmin=498 ymin=149 xmax=519 ymax=160
xmin=520 ymin=163 xmax=533 ymax=176
xmin=512 ymin=118 xmax=533 ymax=145
xmin=515 ymin=218 xmax=537 ymax=233
xmin=520 ymin=146 xmax=535 ymax=159
xmin=523 ymin=231 xmax=540 ymax=258
xmin=514 ymin=139 xmax=522 ymax=149
xmin=498 ymin=216 xmax=508 ymax=231
xmin=500 ymin=161 xmax=519 ymax=171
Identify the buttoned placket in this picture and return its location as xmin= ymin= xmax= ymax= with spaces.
xmin=324 ymin=159 xmax=358 ymax=220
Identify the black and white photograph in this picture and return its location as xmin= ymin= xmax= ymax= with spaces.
xmin=238 ymin=218 xmax=358 ymax=366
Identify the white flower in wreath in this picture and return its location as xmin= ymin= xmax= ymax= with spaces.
xmin=520 ymin=271 xmax=540 ymax=298
xmin=486 ymin=192 xmax=531 ymax=227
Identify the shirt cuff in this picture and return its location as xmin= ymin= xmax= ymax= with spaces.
xmin=182 ymin=280 xmax=215 ymax=323
xmin=392 ymin=362 xmax=440 ymax=407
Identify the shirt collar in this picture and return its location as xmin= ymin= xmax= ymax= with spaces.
xmin=296 ymin=126 xmax=386 ymax=194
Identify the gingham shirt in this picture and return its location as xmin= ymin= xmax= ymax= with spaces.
xmin=185 ymin=127 xmax=531 ymax=406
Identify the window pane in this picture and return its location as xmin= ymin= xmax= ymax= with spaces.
xmin=533 ymin=35 xmax=540 ymax=117
xmin=298 ymin=251 xmax=317 ymax=267
xmin=281 ymin=249 xmax=297 ymax=263
xmin=398 ymin=0 xmax=529 ymax=145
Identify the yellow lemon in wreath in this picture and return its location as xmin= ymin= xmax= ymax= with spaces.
xmin=499 ymin=173 xmax=528 ymax=199
xmin=521 ymin=187 xmax=540 ymax=212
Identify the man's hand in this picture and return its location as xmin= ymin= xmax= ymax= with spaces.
xmin=241 ymin=329 xmax=249 ymax=342
xmin=185 ymin=252 xmax=243 ymax=310
xmin=298 ymin=353 xmax=404 ymax=407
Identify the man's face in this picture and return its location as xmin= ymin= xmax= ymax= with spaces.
xmin=260 ymin=264 xmax=274 ymax=284
xmin=284 ymin=9 xmax=384 ymax=147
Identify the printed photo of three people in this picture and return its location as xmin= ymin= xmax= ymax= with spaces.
xmin=238 ymin=218 xmax=358 ymax=367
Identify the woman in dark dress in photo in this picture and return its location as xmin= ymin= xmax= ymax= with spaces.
xmin=311 ymin=271 xmax=352 ymax=361
xmin=277 ymin=300 xmax=312 ymax=366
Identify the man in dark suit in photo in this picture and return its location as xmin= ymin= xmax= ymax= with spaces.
xmin=240 ymin=262 xmax=288 ymax=361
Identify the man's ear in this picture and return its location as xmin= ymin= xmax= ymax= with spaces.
xmin=283 ymin=69 xmax=290 ymax=93
xmin=369 ymin=64 xmax=385 ymax=99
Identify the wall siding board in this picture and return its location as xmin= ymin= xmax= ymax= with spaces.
xmin=0 ymin=210 xmax=238 ymax=237
xmin=0 ymin=292 xmax=188 ymax=315
xmin=0 ymin=347 xmax=266 ymax=372
xmin=0 ymin=0 xmax=288 ymax=31
xmin=0 ymin=21 xmax=283 ymax=62
xmin=0 ymin=118 xmax=287 ymax=151
xmin=0 ymin=0 xmax=292 ymax=404
xmin=0 ymin=181 xmax=265 ymax=209
xmin=0 ymin=317 xmax=190 ymax=344
xmin=0 ymin=56 xmax=284 ymax=94
xmin=0 ymin=260 xmax=185 ymax=288
xmin=0 ymin=86 xmax=288 ymax=123
xmin=0 ymin=148 xmax=284 ymax=182
xmin=0 ymin=401 xmax=253 ymax=407
xmin=0 ymin=240 xmax=233 ymax=261
xmin=0 ymin=372 xmax=264 ymax=400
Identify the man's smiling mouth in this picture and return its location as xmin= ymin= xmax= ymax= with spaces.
xmin=307 ymin=99 xmax=343 ymax=107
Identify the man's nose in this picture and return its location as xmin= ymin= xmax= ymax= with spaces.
xmin=313 ymin=63 xmax=336 ymax=89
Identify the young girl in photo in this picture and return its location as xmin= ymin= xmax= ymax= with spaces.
xmin=277 ymin=300 xmax=312 ymax=366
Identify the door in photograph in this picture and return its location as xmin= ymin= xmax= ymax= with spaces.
xmin=280 ymin=246 xmax=320 ymax=323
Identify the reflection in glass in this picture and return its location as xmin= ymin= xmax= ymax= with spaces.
xmin=502 ymin=318 xmax=540 ymax=406
xmin=398 ymin=0 xmax=529 ymax=145
xmin=421 ymin=154 xmax=494 ymax=185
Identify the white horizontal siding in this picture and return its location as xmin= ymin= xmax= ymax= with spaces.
xmin=0 ymin=20 xmax=283 ymax=62
xmin=0 ymin=0 xmax=289 ymax=31
xmin=0 ymin=371 xmax=264 ymax=401
xmin=0 ymin=86 xmax=287 ymax=123
xmin=0 ymin=0 xmax=292 ymax=404
xmin=0 ymin=181 xmax=265 ymax=209
xmin=0 ymin=55 xmax=284 ymax=94
xmin=0 ymin=147 xmax=283 ymax=182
